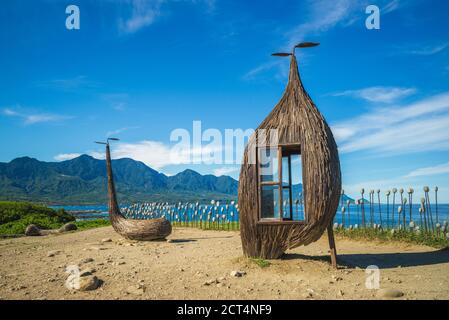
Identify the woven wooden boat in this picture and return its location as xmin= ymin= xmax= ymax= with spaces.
xmin=105 ymin=143 xmax=172 ymax=241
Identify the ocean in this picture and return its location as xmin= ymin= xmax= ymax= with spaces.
xmin=51 ymin=203 xmax=449 ymax=227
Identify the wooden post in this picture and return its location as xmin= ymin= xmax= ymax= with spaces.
xmin=327 ymin=223 xmax=338 ymax=269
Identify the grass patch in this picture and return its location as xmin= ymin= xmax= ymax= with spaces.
xmin=75 ymin=219 xmax=111 ymax=231
xmin=250 ymin=258 xmax=271 ymax=268
xmin=334 ymin=227 xmax=449 ymax=249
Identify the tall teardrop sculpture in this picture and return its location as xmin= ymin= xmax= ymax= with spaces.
xmin=238 ymin=44 xmax=341 ymax=264
xmin=105 ymin=143 xmax=172 ymax=241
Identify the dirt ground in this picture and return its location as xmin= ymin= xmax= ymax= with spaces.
xmin=0 ymin=226 xmax=448 ymax=300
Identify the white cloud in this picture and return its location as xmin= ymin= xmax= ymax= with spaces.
xmin=246 ymin=0 xmax=400 ymax=81
xmin=100 ymin=93 xmax=129 ymax=111
xmin=286 ymin=0 xmax=358 ymax=48
xmin=383 ymin=0 xmax=401 ymax=13
xmin=332 ymin=86 xmax=417 ymax=103
xmin=213 ymin=166 xmax=239 ymax=177
xmin=106 ymin=126 xmax=139 ymax=137
xmin=242 ymin=59 xmax=291 ymax=82
xmin=3 ymin=108 xmax=19 ymax=116
xmin=405 ymin=162 xmax=449 ymax=178
xmin=2 ymin=107 xmax=71 ymax=125
xmin=332 ymin=127 xmax=356 ymax=142
xmin=406 ymin=43 xmax=448 ymax=56
xmin=54 ymin=153 xmax=82 ymax=161
xmin=37 ymin=75 xmax=97 ymax=91
xmin=89 ymin=151 xmax=106 ymax=160
xmin=332 ymin=92 xmax=449 ymax=155
xmin=89 ymin=139 xmax=226 ymax=170
xmin=119 ymin=0 xmax=216 ymax=34
xmin=242 ymin=0 xmax=359 ymax=81
xmin=242 ymin=61 xmax=283 ymax=81
xmin=24 ymin=114 xmax=65 ymax=125
xmin=343 ymin=162 xmax=449 ymax=199
xmin=110 ymin=140 xmax=172 ymax=169
xmin=120 ymin=0 xmax=164 ymax=34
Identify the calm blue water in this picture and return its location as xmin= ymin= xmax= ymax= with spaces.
xmin=50 ymin=205 xmax=109 ymax=220
xmin=51 ymin=202 xmax=449 ymax=227
xmin=333 ymin=203 xmax=449 ymax=227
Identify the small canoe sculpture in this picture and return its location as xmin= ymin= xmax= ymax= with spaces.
xmin=238 ymin=42 xmax=341 ymax=266
xmin=103 ymin=140 xmax=172 ymax=241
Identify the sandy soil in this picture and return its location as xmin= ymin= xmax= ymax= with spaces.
xmin=0 ymin=226 xmax=448 ymax=300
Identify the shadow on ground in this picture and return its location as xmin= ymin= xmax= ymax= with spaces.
xmin=282 ymin=248 xmax=449 ymax=269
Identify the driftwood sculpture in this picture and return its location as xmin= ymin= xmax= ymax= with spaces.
xmin=102 ymin=140 xmax=172 ymax=241
xmin=238 ymin=42 xmax=341 ymax=267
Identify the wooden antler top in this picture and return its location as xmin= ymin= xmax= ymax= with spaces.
xmin=271 ymin=42 xmax=320 ymax=57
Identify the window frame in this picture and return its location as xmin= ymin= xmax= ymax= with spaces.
xmin=257 ymin=143 xmax=306 ymax=225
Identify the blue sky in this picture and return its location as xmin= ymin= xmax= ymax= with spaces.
xmin=1 ymin=0 xmax=449 ymax=200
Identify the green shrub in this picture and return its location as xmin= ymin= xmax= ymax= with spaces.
xmin=334 ymin=227 xmax=449 ymax=249
xmin=0 ymin=201 xmax=75 ymax=234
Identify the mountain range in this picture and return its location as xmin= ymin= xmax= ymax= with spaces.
xmin=0 ymin=155 xmax=239 ymax=204
xmin=0 ymin=155 xmax=356 ymax=206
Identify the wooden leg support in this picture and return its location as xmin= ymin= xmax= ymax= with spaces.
xmin=327 ymin=223 xmax=338 ymax=269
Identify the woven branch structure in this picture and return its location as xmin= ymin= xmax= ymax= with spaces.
xmin=238 ymin=48 xmax=341 ymax=259
xmin=106 ymin=144 xmax=172 ymax=241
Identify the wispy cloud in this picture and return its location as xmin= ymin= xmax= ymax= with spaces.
xmin=37 ymin=75 xmax=98 ymax=91
xmin=332 ymin=86 xmax=417 ymax=103
xmin=404 ymin=42 xmax=449 ymax=56
xmin=101 ymin=93 xmax=129 ymax=111
xmin=119 ymin=0 xmax=216 ymax=34
xmin=245 ymin=0 xmax=401 ymax=81
xmin=2 ymin=107 xmax=72 ymax=125
xmin=285 ymin=0 xmax=405 ymax=47
xmin=332 ymin=92 xmax=449 ymax=155
xmin=242 ymin=60 xmax=288 ymax=81
xmin=383 ymin=0 xmax=401 ymax=14
xmin=106 ymin=126 xmax=140 ymax=137
xmin=54 ymin=153 xmax=82 ymax=161
xmin=343 ymin=161 xmax=449 ymax=198
xmin=405 ymin=162 xmax=449 ymax=178
xmin=285 ymin=0 xmax=358 ymax=48
xmin=213 ymin=166 xmax=239 ymax=177
xmin=119 ymin=0 xmax=164 ymax=34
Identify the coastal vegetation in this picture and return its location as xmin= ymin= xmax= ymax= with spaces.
xmin=75 ymin=219 xmax=111 ymax=230
xmin=334 ymin=227 xmax=449 ymax=249
xmin=0 ymin=201 xmax=74 ymax=235
xmin=0 ymin=201 xmax=109 ymax=235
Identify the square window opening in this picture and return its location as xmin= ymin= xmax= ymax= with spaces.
xmin=258 ymin=145 xmax=305 ymax=222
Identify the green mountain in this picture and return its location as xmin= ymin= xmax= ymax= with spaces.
xmin=0 ymin=155 xmax=238 ymax=204
xmin=341 ymin=194 xmax=355 ymax=204
xmin=340 ymin=194 xmax=370 ymax=205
